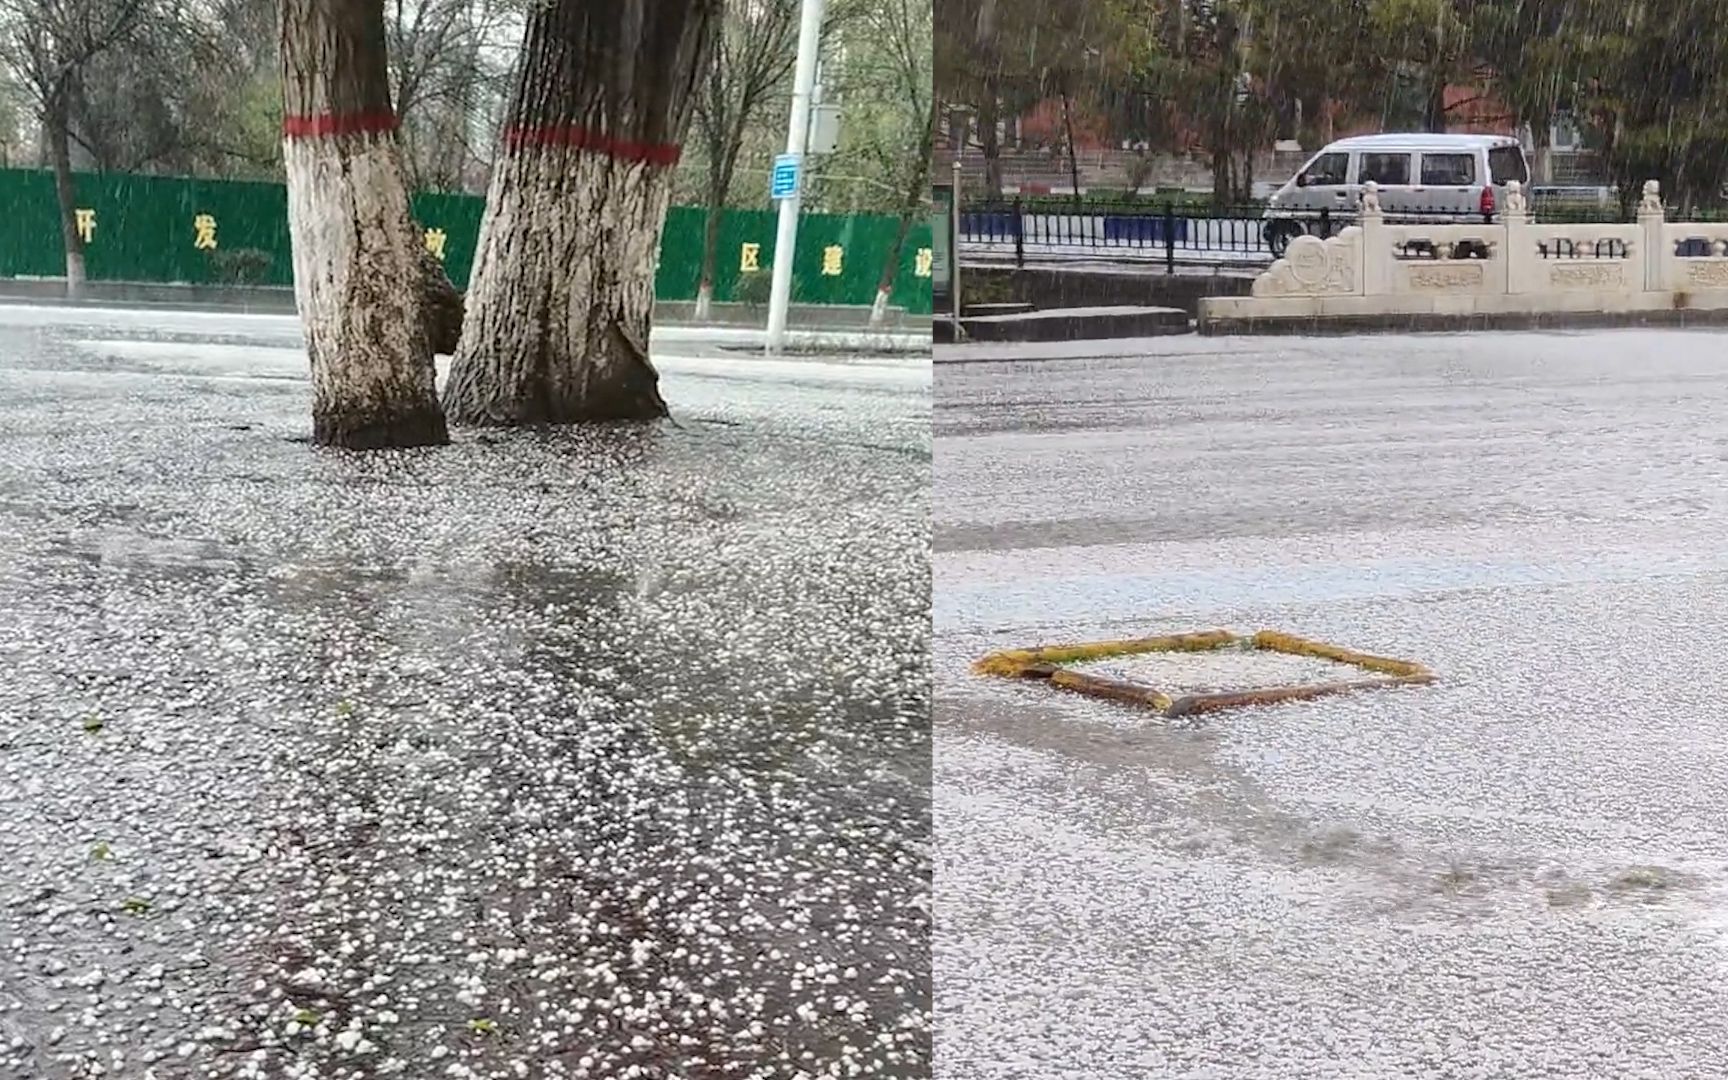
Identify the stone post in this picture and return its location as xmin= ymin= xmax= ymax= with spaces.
xmin=1637 ymin=179 xmax=1667 ymax=293
xmin=1359 ymin=179 xmax=1387 ymax=296
xmin=1502 ymin=179 xmax=1530 ymax=294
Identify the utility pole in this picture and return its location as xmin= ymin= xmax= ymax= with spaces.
xmin=764 ymin=0 xmax=825 ymax=355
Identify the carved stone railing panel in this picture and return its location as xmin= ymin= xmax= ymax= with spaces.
xmin=1250 ymin=227 xmax=1363 ymax=298
xmin=1235 ymin=179 xmax=1728 ymax=304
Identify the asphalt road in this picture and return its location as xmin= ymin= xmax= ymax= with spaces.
xmin=0 ymin=305 xmax=931 ymax=1080
xmin=935 ymin=330 xmax=1728 ymax=1079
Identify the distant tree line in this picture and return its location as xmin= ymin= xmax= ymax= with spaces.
xmin=938 ymin=0 xmax=1728 ymax=213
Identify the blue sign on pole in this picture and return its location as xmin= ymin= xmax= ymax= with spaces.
xmin=770 ymin=154 xmax=800 ymax=200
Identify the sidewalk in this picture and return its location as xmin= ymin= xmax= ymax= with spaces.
xmin=0 ymin=277 xmax=933 ymax=337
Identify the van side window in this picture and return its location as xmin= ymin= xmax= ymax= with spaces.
xmin=1420 ymin=153 xmax=1476 ymax=185
xmin=1488 ymin=146 xmax=1529 ymax=184
xmin=1358 ymin=153 xmax=1411 ymax=185
xmin=1303 ymin=152 xmax=1349 ymax=186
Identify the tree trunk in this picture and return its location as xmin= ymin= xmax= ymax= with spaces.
xmin=1060 ymin=87 xmax=1082 ymax=208
xmin=1425 ymin=74 xmax=1449 ymax=133
xmin=978 ymin=83 xmax=1003 ymax=197
xmin=1529 ymin=119 xmax=1553 ymax=183
xmin=280 ymin=0 xmax=447 ymax=449
xmin=695 ymin=123 xmax=738 ymax=323
xmin=46 ymin=92 xmax=86 ymax=300
xmin=871 ymin=110 xmax=936 ymax=329
xmin=695 ymin=188 xmax=724 ymax=322
xmin=419 ymin=245 xmax=464 ymax=355
xmin=444 ymin=0 xmax=717 ymax=426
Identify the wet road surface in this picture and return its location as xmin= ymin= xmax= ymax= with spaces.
xmin=0 ymin=305 xmax=931 ymax=1079
xmin=936 ymin=331 xmax=1728 ymax=1079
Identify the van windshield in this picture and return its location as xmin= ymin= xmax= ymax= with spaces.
xmin=1489 ymin=146 xmax=1529 ymax=184
xmin=1301 ymin=152 xmax=1349 ymax=186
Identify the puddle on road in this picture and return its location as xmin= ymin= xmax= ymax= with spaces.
xmin=0 ymin=352 xmax=930 ymax=1078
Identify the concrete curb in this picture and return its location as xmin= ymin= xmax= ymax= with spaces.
xmin=1199 ymin=306 xmax=1728 ymax=336
xmin=0 ymin=279 xmax=933 ymax=333
xmin=956 ymin=306 xmax=1190 ymax=343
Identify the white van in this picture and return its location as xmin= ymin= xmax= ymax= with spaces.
xmin=1262 ymin=133 xmax=1531 ymax=255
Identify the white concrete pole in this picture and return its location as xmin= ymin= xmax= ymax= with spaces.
xmin=764 ymin=0 xmax=826 ymax=355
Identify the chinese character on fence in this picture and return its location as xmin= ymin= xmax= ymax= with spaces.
xmin=821 ymin=245 xmax=844 ymax=276
xmin=424 ymin=228 xmax=448 ymax=261
xmin=914 ymin=247 xmax=934 ymax=278
xmin=74 ymin=209 xmax=96 ymax=244
xmin=740 ymin=242 xmax=761 ymax=273
xmin=193 ymin=214 xmax=217 ymax=250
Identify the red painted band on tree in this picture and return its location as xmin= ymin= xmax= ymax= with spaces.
xmin=282 ymin=112 xmax=401 ymax=138
xmin=502 ymin=125 xmax=682 ymax=167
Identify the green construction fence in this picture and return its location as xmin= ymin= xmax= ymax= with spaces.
xmin=0 ymin=168 xmax=934 ymax=314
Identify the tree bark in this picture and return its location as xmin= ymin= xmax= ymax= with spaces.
xmin=46 ymin=90 xmax=86 ymax=300
xmin=419 ymin=245 xmax=464 ymax=355
xmin=444 ymin=0 xmax=717 ymax=426
xmin=280 ymin=0 xmax=447 ymax=449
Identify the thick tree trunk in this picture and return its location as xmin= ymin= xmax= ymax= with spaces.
xmin=280 ymin=0 xmax=447 ymax=449
xmin=444 ymin=0 xmax=717 ymax=426
xmin=46 ymin=93 xmax=85 ymax=300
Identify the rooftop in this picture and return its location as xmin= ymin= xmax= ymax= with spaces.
xmin=1324 ymin=132 xmax=1522 ymax=150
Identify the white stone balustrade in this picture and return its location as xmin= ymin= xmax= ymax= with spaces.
xmin=1203 ymin=179 xmax=1728 ymax=326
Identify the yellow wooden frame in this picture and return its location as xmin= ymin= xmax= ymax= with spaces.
xmin=972 ymin=629 xmax=1434 ymax=717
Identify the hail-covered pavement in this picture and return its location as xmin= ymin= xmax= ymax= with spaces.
xmin=0 ymin=305 xmax=931 ymax=1080
xmin=936 ymin=330 xmax=1728 ymax=1079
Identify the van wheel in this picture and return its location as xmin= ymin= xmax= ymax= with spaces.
xmin=1264 ymin=220 xmax=1303 ymax=257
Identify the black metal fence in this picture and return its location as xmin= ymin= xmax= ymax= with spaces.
xmin=956 ymin=199 xmax=1519 ymax=269
xmin=957 ymin=200 xmax=1287 ymax=271
xmin=955 ymin=196 xmax=1728 ymax=270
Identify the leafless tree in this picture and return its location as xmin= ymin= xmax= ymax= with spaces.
xmin=688 ymin=0 xmax=799 ymax=319
xmin=0 ymin=0 xmax=157 ymax=294
xmin=844 ymin=0 xmax=931 ymax=324
xmin=388 ymin=0 xmax=519 ymax=191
